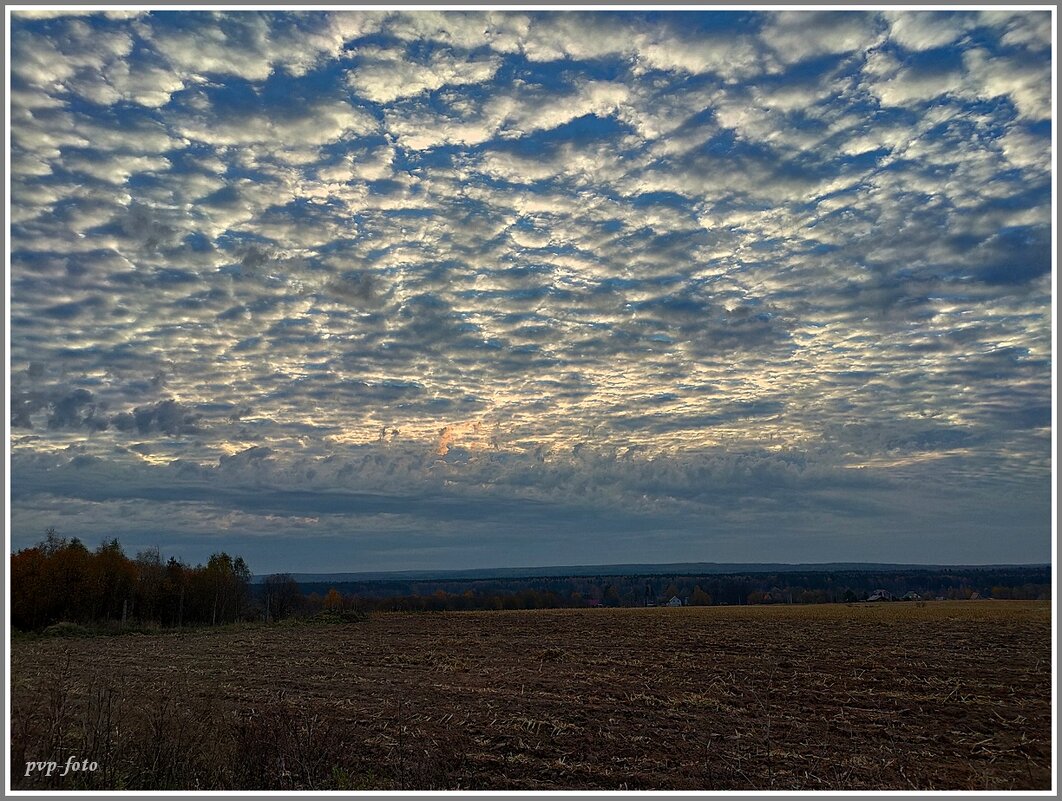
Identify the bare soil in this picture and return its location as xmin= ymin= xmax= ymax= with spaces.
xmin=10 ymin=601 xmax=1052 ymax=790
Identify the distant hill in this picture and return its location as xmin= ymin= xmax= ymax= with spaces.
xmin=252 ymin=561 xmax=1048 ymax=583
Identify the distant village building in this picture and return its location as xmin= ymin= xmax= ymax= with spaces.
xmin=667 ymin=596 xmax=683 ymax=607
xmin=901 ymin=591 xmax=922 ymax=601
xmin=867 ymin=589 xmax=894 ymax=602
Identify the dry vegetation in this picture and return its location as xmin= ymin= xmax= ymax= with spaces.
xmin=10 ymin=601 xmax=1051 ymax=790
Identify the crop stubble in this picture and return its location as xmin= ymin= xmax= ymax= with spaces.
xmin=10 ymin=601 xmax=1051 ymax=790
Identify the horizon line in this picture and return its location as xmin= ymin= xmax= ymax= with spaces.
xmin=256 ymin=559 xmax=1053 ymax=579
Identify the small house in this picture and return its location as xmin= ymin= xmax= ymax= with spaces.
xmin=666 ymin=596 xmax=683 ymax=607
xmin=867 ymin=589 xmax=893 ymax=602
xmin=901 ymin=591 xmax=921 ymax=601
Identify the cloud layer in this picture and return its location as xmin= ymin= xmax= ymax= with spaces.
xmin=9 ymin=10 xmax=1052 ymax=570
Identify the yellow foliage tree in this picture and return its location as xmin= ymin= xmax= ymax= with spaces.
xmin=324 ymin=588 xmax=344 ymax=610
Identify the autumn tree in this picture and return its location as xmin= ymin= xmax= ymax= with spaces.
xmin=232 ymin=556 xmax=251 ymax=620
xmin=263 ymin=573 xmax=303 ymax=621
xmin=323 ymin=588 xmax=344 ymax=611
xmin=10 ymin=545 xmax=46 ymax=630
xmin=133 ymin=547 xmax=164 ymax=622
xmin=689 ymin=585 xmax=712 ymax=606
xmin=52 ymin=536 xmax=93 ymax=622
xmin=202 ymin=553 xmax=253 ymax=625
xmin=92 ymin=539 xmax=136 ymax=622
xmin=162 ymin=557 xmax=189 ymax=626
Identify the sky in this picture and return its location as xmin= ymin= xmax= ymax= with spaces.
xmin=7 ymin=9 xmax=1054 ymax=573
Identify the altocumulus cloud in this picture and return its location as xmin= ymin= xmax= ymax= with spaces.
xmin=8 ymin=10 xmax=1052 ymax=571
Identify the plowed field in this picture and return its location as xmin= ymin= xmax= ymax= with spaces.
xmin=10 ymin=601 xmax=1052 ymax=790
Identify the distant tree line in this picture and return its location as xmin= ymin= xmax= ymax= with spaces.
xmin=291 ymin=566 xmax=1051 ymax=611
xmin=11 ymin=530 xmax=252 ymax=631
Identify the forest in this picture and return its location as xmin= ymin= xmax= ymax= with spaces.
xmin=10 ymin=530 xmax=254 ymax=631
xmin=9 ymin=531 xmax=363 ymax=632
